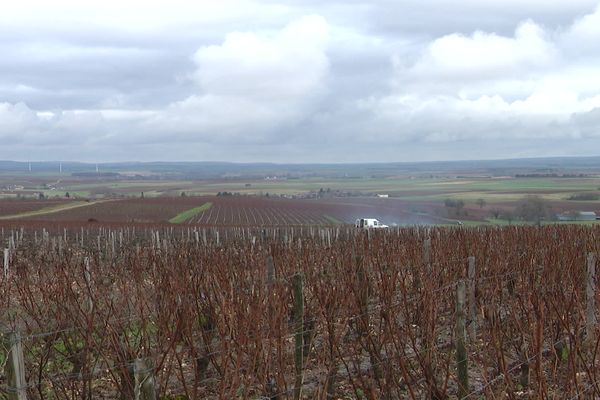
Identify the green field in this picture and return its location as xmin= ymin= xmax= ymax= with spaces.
xmin=323 ymin=214 xmax=343 ymax=225
xmin=168 ymin=202 xmax=213 ymax=224
xmin=7 ymin=175 xmax=600 ymax=209
xmin=5 ymin=171 xmax=600 ymax=202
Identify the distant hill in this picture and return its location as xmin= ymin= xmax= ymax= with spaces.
xmin=2 ymin=156 xmax=600 ymax=179
xmin=71 ymin=172 xmax=121 ymax=178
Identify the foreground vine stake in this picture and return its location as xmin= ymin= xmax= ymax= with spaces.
xmin=293 ymin=273 xmax=304 ymax=400
xmin=3 ymin=331 xmax=27 ymax=400
xmin=134 ymin=358 xmax=156 ymax=400
xmin=456 ymin=280 xmax=469 ymax=399
xmin=586 ymin=252 xmax=597 ymax=349
xmin=266 ymin=255 xmax=275 ymax=289
xmin=468 ymin=256 xmax=477 ymax=342
xmin=3 ymin=248 xmax=8 ymax=278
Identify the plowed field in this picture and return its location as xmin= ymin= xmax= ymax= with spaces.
xmin=18 ymin=195 xmax=442 ymax=226
xmin=0 ymin=199 xmax=74 ymax=217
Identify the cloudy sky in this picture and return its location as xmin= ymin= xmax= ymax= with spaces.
xmin=2 ymin=0 xmax=600 ymax=163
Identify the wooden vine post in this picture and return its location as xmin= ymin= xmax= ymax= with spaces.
xmin=456 ymin=280 xmax=469 ymax=399
xmin=266 ymin=255 xmax=275 ymax=289
xmin=84 ymin=256 xmax=93 ymax=312
xmin=468 ymin=256 xmax=477 ymax=342
xmin=357 ymin=256 xmax=369 ymax=337
xmin=133 ymin=358 xmax=157 ymax=400
xmin=3 ymin=331 xmax=27 ymax=400
xmin=292 ymin=273 xmax=304 ymax=400
xmin=3 ymin=248 xmax=9 ymax=278
xmin=586 ymin=252 xmax=597 ymax=349
xmin=423 ymin=237 xmax=431 ymax=268
xmin=265 ymin=253 xmax=277 ymax=393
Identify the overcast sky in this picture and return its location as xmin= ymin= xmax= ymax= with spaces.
xmin=1 ymin=0 xmax=600 ymax=163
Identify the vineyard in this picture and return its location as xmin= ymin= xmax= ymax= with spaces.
xmin=186 ymin=197 xmax=343 ymax=226
xmin=18 ymin=197 xmax=207 ymax=224
xmin=11 ymin=196 xmax=442 ymax=226
xmin=186 ymin=197 xmax=447 ymax=226
xmin=1 ymin=224 xmax=599 ymax=399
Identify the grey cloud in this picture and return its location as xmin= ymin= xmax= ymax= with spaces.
xmin=361 ymin=0 xmax=599 ymax=37
xmin=1 ymin=1 xmax=600 ymax=162
xmin=572 ymin=107 xmax=600 ymax=136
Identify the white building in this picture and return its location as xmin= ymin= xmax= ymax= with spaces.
xmin=557 ymin=211 xmax=597 ymax=221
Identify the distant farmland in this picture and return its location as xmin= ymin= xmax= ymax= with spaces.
xmin=2 ymin=168 xmax=600 ymax=227
xmin=11 ymin=195 xmax=444 ymax=226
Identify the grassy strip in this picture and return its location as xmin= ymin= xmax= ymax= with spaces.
xmin=169 ymin=202 xmax=212 ymax=224
xmin=323 ymin=214 xmax=343 ymax=225
xmin=0 ymin=200 xmax=109 ymax=220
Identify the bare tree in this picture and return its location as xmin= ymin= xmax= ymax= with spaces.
xmin=501 ymin=210 xmax=514 ymax=225
xmin=444 ymin=198 xmax=465 ymax=216
xmin=516 ymin=195 xmax=548 ymax=225
xmin=489 ymin=208 xmax=502 ymax=219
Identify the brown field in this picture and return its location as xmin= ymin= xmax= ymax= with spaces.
xmin=0 ymin=199 xmax=74 ymax=216
xmin=20 ymin=196 xmax=208 ymax=223
xmin=17 ymin=195 xmax=446 ymax=226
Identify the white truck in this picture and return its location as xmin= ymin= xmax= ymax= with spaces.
xmin=355 ymin=218 xmax=388 ymax=229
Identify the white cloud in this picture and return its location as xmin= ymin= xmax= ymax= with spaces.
xmin=0 ymin=0 xmax=292 ymax=34
xmin=407 ymin=21 xmax=556 ymax=80
xmin=561 ymin=3 xmax=600 ymax=55
xmin=356 ymin=8 xmax=600 ymax=146
xmin=0 ymin=103 xmax=41 ymax=142
xmin=0 ymin=102 xmax=110 ymax=145
xmin=147 ymin=15 xmax=330 ymax=141
xmin=193 ymin=16 xmax=328 ymax=98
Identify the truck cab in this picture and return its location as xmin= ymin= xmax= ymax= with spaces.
xmin=355 ymin=218 xmax=388 ymax=229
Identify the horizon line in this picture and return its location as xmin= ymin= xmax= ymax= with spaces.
xmin=2 ymin=154 xmax=600 ymax=166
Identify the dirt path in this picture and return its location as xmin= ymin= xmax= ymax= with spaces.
xmin=0 ymin=200 xmax=113 ymax=220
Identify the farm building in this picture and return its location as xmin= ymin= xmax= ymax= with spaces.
xmin=557 ymin=211 xmax=597 ymax=221
xmin=578 ymin=211 xmax=597 ymax=221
